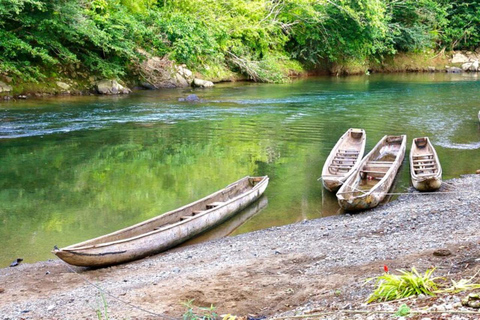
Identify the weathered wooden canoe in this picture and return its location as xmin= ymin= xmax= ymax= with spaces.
xmin=53 ymin=176 xmax=269 ymax=267
xmin=410 ymin=137 xmax=442 ymax=191
xmin=321 ymin=128 xmax=366 ymax=192
xmin=336 ymin=135 xmax=406 ymax=211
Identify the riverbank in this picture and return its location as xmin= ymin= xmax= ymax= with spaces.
xmin=1 ymin=175 xmax=479 ymax=319
xmin=4 ymin=50 xmax=480 ymax=101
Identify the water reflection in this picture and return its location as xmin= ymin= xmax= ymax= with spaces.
xmin=181 ymin=195 xmax=268 ymax=247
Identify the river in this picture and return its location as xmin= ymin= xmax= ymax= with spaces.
xmin=1 ymin=73 xmax=479 ymax=267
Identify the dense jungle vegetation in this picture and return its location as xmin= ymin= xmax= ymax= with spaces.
xmin=0 ymin=0 xmax=479 ymax=85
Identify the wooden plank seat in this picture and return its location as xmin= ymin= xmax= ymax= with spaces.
xmin=413 ymin=164 xmax=436 ymax=168
xmin=336 ymin=152 xmax=359 ymax=157
xmin=192 ymin=210 xmax=206 ymax=215
xmin=413 ymin=154 xmax=433 ymax=159
xmin=338 ymin=149 xmax=360 ymax=154
xmin=333 ymin=159 xmax=355 ymax=163
xmin=413 ymin=159 xmax=435 ymax=163
xmin=416 ymin=171 xmax=437 ymax=176
xmin=333 ymin=156 xmax=358 ymax=160
xmin=366 ymin=162 xmax=393 ymax=167
xmin=206 ymin=201 xmax=225 ymax=209
xmin=361 ymin=170 xmax=387 ymax=175
xmin=330 ymin=164 xmax=354 ymax=168
xmin=369 ymin=160 xmax=394 ymax=163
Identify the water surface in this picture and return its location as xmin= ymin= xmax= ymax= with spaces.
xmin=1 ymin=73 xmax=480 ymax=267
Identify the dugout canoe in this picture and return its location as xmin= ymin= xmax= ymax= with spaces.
xmin=410 ymin=137 xmax=442 ymax=191
xmin=336 ymin=135 xmax=406 ymax=211
xmin=321 ymin=128 xmax=366 ymax=192
xmin=53 ymin=176 xmax=269 ymax=267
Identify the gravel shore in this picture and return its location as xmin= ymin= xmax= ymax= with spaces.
xmin=1 ymin=175 xmax=479 ymax=319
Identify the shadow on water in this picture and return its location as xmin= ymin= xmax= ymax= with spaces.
xmin=1 ymin=73 xmax=480 ymax=266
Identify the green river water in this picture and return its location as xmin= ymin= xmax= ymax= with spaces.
xmin=1 ymin=73 xmax=480 ymax=267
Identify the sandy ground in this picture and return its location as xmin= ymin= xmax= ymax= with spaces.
xmin=1 ymin=175 xmax=479 ymax=320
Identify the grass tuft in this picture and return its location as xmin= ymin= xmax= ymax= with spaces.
xmin=366 ymin=267 xmax=442 ymax=303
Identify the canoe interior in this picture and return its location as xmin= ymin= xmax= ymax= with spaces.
xmin=345 ymin=135 xmax=404 ymax=196
xmin=64 ymin=176 xmax=263 ymax=250
xmin=411 ymin=137 xmax=440 ymax=178
xmin=325 ymin=128 xmax=365 ymax=176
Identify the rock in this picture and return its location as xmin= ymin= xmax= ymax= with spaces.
xmin=427 ymin=67 xmax=436 ymax=72
xmin=56 ymin=81 xmax=70 ymax=90
xmin=433 ymin=249 xmax=451 ymax=256
xmin=17 ymin=95 xmax=27 ymax=99
xmin=476 ymin=169 xmax=480 ymax=174
xmin=0 ymin=288 xmax=4 ymax=293
xmin=10 ymin=258 xmax=23 ymax=267
xmin=0 ymin=81 xmax=13 ymax=93
xmin=192 ymin=78 xmax=214 ymax=88
xmin=462 ymin=62 xmax=478 ymax=71
xmin=451 ymin=53 xmax=470 ymax=64
xmin=473 ymin=60 xmax=479 ymax=71
xmin=95 ymin=80 xmax=131 ymax=95
xmin=137 ymin=50 xmax=194 ymax=88
xmin=445 ymin=66 xmax=462 ymax=73
xmin=462 ymin=293 xmax=480 ymax=308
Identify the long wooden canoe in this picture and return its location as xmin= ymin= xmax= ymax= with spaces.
xmin=410 ymin=137 xmax=442 ymax=191
xmin=321 ymin=128 xmax=366 ymax=192
xmin=336 ymin=135 xmax=406 ymax=211
xmin=53 ymin=176 xmax=269 ymax=267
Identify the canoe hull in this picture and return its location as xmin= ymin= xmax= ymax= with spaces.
xmin=54 ymin=176 xmax=268 ymax=267
xmin=412 ymin=177 xmax=442 ymax=191
xmin=322 ymin=128 xmax=366 ymax=192
xmin=337 ymin=135 xmax=406 ymax=211
xmin=410 ymin=137 xmax=442 ymax=191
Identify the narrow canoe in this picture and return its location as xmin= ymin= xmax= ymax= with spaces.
xmin=321 ymin=128 xmax=366 ymax=192
xmin=410 ymin=137 xmax=442 ymax=191
xmin=53 ymin=176 xmax=269 ymax=267
xmin=336 ymin=135 xmax=406 ymax=211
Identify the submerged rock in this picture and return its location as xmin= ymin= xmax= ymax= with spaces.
xmin=178 ymin=94 xmax=200 ymax=102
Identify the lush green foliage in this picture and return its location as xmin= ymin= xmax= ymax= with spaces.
xmin=0 ymin=0 xmax=476 ymax=84
xmin=438 ymin=0 xmax=480 ymax=50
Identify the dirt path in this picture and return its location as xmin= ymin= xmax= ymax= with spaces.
xmin=1 ymin=175 xmax=479 ymax=319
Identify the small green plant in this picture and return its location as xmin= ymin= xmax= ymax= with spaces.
xmin=394 ymin=304 xmax=411 ymax=317
xmin=182 ymin=299 xmax=218 ymax=320
xmin=438 ymin=272 xmax=480 ymax=294
xmin=366 ymin=267 xmax=442 ymax=303
xmin=96 ymin=292 xmax=109 ymax=320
